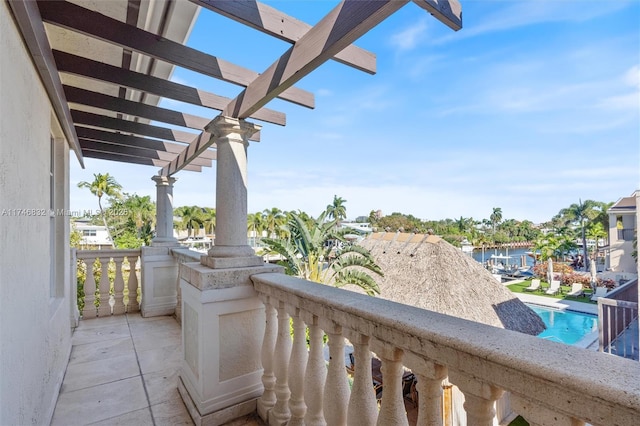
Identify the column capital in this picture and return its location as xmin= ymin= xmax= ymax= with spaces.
xmin=152 ymin=174 xmax=177 ymax=186
xmin=205 ymin=115 xmax=261 ymax=144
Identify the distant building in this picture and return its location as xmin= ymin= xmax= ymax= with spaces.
xmin=73 ymin=221 xmax=112 ymax=249
xmin=607 ymin=190 xmax=638 ymax=273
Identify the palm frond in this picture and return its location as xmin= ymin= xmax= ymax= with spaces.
xmin=333 ymin=269 xmax=381 ymax=296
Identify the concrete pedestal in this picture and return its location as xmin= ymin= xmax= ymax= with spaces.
xmin=178 ymin=261 xmax=283 ymax=425
xmin=140 ymin=246 xmax=179 ymax=317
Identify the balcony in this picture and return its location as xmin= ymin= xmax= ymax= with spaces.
xmin=55 ymin=248 xmax=640 ymax=426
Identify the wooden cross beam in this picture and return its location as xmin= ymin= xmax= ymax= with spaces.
xmin=162 ymin=0 xmax=416 ymax=176
xmin=38 ymin=0 xmax=314 ymax=109
xmin=75 ymin=126 xmax=217 ymax=160
xmin=190 ymin=0 xmax=377 ymax=74
xmin=53 ymin=50 xmax=284 ymax=128
xmin=83 ymin=150 xmax=202 ymax=172
xmin=79 ymin=139 xmax=212 ymax=167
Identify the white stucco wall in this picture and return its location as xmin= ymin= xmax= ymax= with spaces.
xmin=0 ymin=3 xmax=73 ymax=424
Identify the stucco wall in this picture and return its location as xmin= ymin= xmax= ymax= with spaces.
xmin=0 ymin=3 xmax=72 ymax=424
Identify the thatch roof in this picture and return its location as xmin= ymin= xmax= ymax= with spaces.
xmin=359 ymin=232 xmax=546 ymax=336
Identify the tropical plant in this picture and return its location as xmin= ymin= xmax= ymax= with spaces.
xmin=586 ymin=222 xmax=607 ymax=260
xmin=77 ymin=173 xmax=122 ymax=247
xmin=558 ymin=199 xmax=598 ymax=270
xmin=201 ymin=208 xmax=216 ymax=235
xmin=326 ymin=195 xmax=347 ymax=222
xmin=175 ymin=206 xmax=204 ymax=237
xmin=490 ymin=207 xmax=502 ymax=237
xmin=262 ymin=210 xmax=383 ymax=295
xmin=262 ymin=207 xmax=286 ymax=238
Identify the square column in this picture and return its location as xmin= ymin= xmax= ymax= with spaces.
xmin=179 ymin=116 xmax=278 ymax=425
xmin=151 ymin=175 xmax=178 ymax=247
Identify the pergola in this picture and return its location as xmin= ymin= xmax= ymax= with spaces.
xmin=10 ymin=0 xmax=461 ymax=173
xmin=9 ymin=0 xmax=461 ymax=250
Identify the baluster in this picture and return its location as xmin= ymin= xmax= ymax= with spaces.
xmin=112 ymin=256 xmax=125 ymax=315
xmin=97 ymin=257 xmax=111 ymax=316
xmin=82 ymin=257 xmax=97 ymax=319
xmin=258 ymin=297 xmax=277 ymax=421
xmin=323 ymin=324 xmax=350 ymax=426
xmin=511 ymin=395 xmax=585 ymax=426
xmin=303 ymin=315 xmax=327 ymax=426
xmin=404 ymin=355 xmax=447 ymax=426
xmin=347 ymin=334 xmax=378 ymax=426
xmin=288 ymin=307 xmax=307 ymax=425
xmin=449 ymin=371 xmax=503 ymax=426
xmin=126 ymin=255 xmax=139 ymax=313
xmin=376 ymin=347 xmax=408 ymax=426
xmin=271 ymin=301 xmax=292 ymax=425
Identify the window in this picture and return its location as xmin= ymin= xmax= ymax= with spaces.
xmin=82 ymin=229 xmax=96 ymax=236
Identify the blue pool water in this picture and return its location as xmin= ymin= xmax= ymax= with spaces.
xmin=527 ymin=304 xmax=598 ymax=345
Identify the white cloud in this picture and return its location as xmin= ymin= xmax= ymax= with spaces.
xmin=389 ymin=18 xmax=428 ymax=51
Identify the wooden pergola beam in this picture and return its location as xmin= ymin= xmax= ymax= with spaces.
xmin=71 ymin=110 xmax=197 ymax=143
xmin=82 ymin=150 xmax=202 ymax=172
xmin=53 ymin=50 xmax=284 ymax=128
xmin=190 ymin=0 xmax=377 ymax=74
xmin=38 ymin=1 xmax=314 ymax=109
xmin=75 ymin=126 xmax=217 ymax=160
xmin=412 ymin=0 xmax=462 ymax=31
xmin=65 ymin=86 xmax=209 ymax=131
xmin=6 ymin=0 xmax=84 ymax=165
xmin=162 ymin=0 xmax=412 ymax=176
xmin=79 ymin=139 xmax=212 ymax=167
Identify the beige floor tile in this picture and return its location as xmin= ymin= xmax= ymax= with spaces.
xmin=129 ymin=316 xmax=180 ymax=335
xmin=138 ymin=343 xmax=182 ymax=374
xmin=143 ymin=368 xmax=181 ymax=406
xmin=52 ymin=377 xmax=148 ymax=425
xmin=151 ymin=398 xmax=194 ymax=426
xmin=88 ymin=407 xmax=154 ymax=426
xmin=72 ymin=323 xmax=132 ymax=345
xmin=80 ymin=315 xmax=129 ymax=327
xmin=69 ymin=337 xmax=134 ymax=365
xmin=61 ymin=352 xmax=140 ymax=393
xmin=133 ymin=328 xmax=182 ymax=352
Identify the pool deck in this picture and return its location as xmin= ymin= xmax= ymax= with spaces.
xmin=514 ymin=292 xmax=598 ymax=315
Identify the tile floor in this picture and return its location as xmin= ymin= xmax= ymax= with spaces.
xmin=52 ymin=314 xmax=192 ymax=426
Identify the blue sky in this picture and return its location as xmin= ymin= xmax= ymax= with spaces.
xmin=70 ymin=0 xmax=640 ymax=224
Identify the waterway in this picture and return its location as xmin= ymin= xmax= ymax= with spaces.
xmin=471 ymin=247 xmax=534 ymax=267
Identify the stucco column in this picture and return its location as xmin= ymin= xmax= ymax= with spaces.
xmin=202 ymin=115 xmax=263 ymax=269
xmin=151 ymin=175 xmax=178 ymax=246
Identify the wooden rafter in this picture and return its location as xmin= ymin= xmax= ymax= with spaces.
xmin=412 ymin=0 xmax=462 ymax=31
xmin=71 ymin=110 xmax=197 ymax=143
xmin=79 ymin=139 xmax=212 ymax=167
xmin=162 ymin=0 xmax=410 ymax=176
xmin=53 ymin=50 xmax=285 ymax=127
xmin=38 ymin=0 xmax=314 ymax=109
xmin=75 ymin=127 xmax=217 ymax=160
xmin=190 ymin=0 xmax=377 ymax=74
xmin=83 ymin=150 xmax=202 ymax=172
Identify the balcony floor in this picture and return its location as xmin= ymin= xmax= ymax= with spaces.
xmin=52 ymin=314 xmax=193 ymax=425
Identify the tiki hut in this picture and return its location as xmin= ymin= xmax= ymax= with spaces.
xmin=360 ymin=232 xmax=545 ymax=336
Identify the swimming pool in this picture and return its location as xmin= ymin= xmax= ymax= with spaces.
xmin=527 ymin=304 xmax=598 ymax=345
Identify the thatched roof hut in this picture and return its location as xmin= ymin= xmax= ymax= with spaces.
xmin=360 ymin=232 xmax=545 ymax=336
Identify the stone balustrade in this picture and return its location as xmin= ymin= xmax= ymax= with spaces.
xmin=74 ymin=249 xmax=141 ymax=318
xmin=252 ymin=273 xmax=640 ymax=426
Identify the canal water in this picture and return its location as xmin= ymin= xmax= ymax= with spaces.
xmin=471 ymin=247 xmax=534 ymax=267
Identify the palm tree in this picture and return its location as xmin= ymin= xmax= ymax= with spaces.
xmin=247 ymin=212 xmax=264 ymax=246
xmin=262 ymin=210 xmax=383 ymax=295
xmin=175 ymin=206 xmax=203 ymax=237
xmin=586 ymin=222 xmax=607 ymax=261
xmin=490 ymin=207 xmax=502 ymax=235
xmin=559 ymin=199 xmax=598 ymax=270
xmin=262 ymin=207 xmax=286 ymax=238
xmin=126 ymin=194 xmax=155 ymax=238
xmin=326 ymin=195 xmax=347 ymax=222
xmin=77 ymin=173 xmax=122 ymax=247
xmin=201 ymin=208 xmax=216 ymax=236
